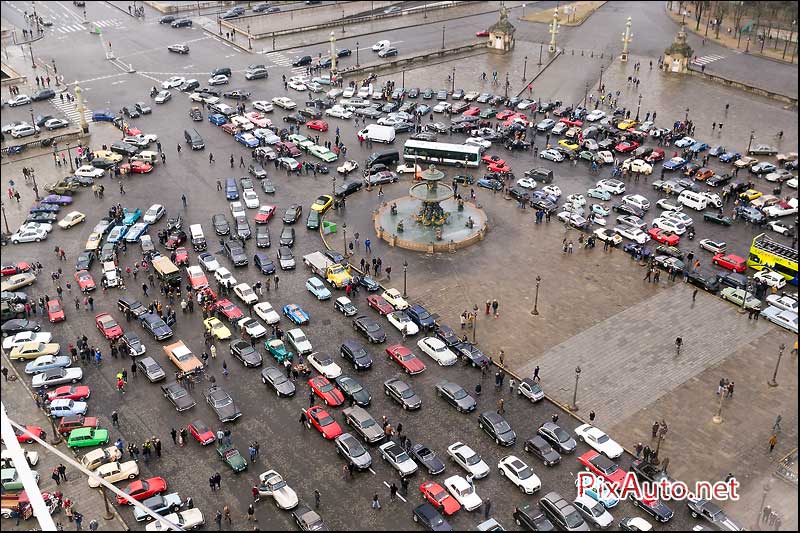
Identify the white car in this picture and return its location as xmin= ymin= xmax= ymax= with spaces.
xmin=11 ymin=227 xmax=48 ymax=244
xmin=254 ymin=302 xmax=280 ymax=324
xmin=189 ymin=93 xmax=219 ymax=105
xmin=497 ymin=455 xmax=541 ymax=494
xmin=88 ymin=461 xmax=139 ymax=488
xmin=753 ymin=269 xmax=786 ymax=289
xmin=272 ymin=96 xmax=296 ymax=110
xmin=443 ymin=475 xmax=482 ymax=511
xmin=586 ymin=110 xmax=605 ymax=121
xmin=516 ymin=178 xmax=537 ymax=189
xmin=616 ymin=214 xmax=646 ymax=230
xmin=596 ymin=150 xmax=614 ymax=164
xmin=766 ymin=220 xmax=793 ymax=236
xmin=760 ymin=307 xmax=798 ymax=333
xmin=32 ymin=367 xmax=83 ymax=388
xmin=661 ymin=210 xmax=693 ymax=227
xmin=593 ymin=228 xmax=622 ymax=246
xmin=154 ymin=90 xmax=172 ymax=104
xmin=230 ymin=201 xmax=246 ymax=218
xmin=257 ymin=470 xmax=298 ymax=510
xmin=198 ymin=252 xmax=220 ymax=272
xmin=342 ymin=87 xmax=356 ymax=98
xmin=3 ymin=332 xmax=52 ymax=350
xmin=337 ymin=160 xmax=359 ymax=175
xmin=379 ymin=440 xmax=417 ymax=475
xmin=6 ymin=94 xmax=32 ymax=107
xmin=765 ymin=294 xmax=798 ymax=313
xmin=582 ymin=138 xmax=599 ymax=151
xmin=26 ymin=355 xmax=70 ymax=375
xmin=698 ymin=239 xmax=727 ymax=254
xmin=417 ymin=337 xmax=457 ymax=366
xmin=614 ymin=226 xmax=650 ymax=244
xmin=372 ymin=39 xmax=391 ymax=51
xmin=651 ymin=217 xmax=686 ymax=235
xmin=326 ymin=105 xmax=353 ymax=119
xmin=287 ymin=80 xmax=306 ymax=91
xmin=75 ymin=165 xmax=105 ymax=179
xmin=655 ymin=198 xmax=682 ymax=212
xmin=233 ymin=283 xmax=258 ymax=305
xmin=19 ymin=222 xmax=53 ymax=234
xmin=208 ymin=74 xmax=229 ymax=85
xmin=596 ymin=179 xmax=625 ymax=195
xmin=79 ymin=446 xmax=121 ymax=471
xmin=381 ymin=288 xmax=409 ymax=310
xmin=252 ymin=100 xmax=274 ymax=113
xmin=10 ymin=124 xmax=39 ymax=138
xmin=286 ymin=328 xmax=312 ymax=355
xmin=433 ymin=102 xmax=451 ymax=113
xmin=237 ymin=317 xmax=267 ymax=339
xmin=465 ymin=137 xmax=492 ymax=149
xmin=213 ymin=267 xmax=237 ymax=288
xmin=787 ymin=177 xmax=798 ymax=189
xmin=566 ymin=194 xmax=586 ymax=207
xmin=447 ymin=442 xmax=489 ymax=479
xmin=242 ymin=190 xmax=260 ymax=209
xmin=699 ymin=192 xmax=722 ymax=208
xmin=58 ymin=211 xmax=86 ymax=229
xmin=573 ymin=494 xmax=614 ymax=529
xmin=574 ymin=424 xmax=624 ymax=458
xmin=143 ymin=204 xmax=166 ymax=224
xmin=387 ymin=311 xmax=419 ymax=336
xmin=307 ymin=352 xmax=342 ymax=379
xmin=145 ymin=508 xmax=205 ymax=531
xmin=622 ymin=158 xmax=653 ymax=175
xmin=161 ymin=76 xmax=185 ymax=89
xmin=622 ymin=194 xmax=651 ymax=211
xmin=542 ymin=185 xmax=562 ymax=198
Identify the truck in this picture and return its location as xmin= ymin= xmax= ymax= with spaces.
xmin=302 ymin=252 xmax=352 ymax=288
xmin=357 ymin=124 xmax=395 ymax=144
xmin=216 ymin=442 xmax=247 ymax=473
xmin=152 ymin=256 xmax=181 ymax=286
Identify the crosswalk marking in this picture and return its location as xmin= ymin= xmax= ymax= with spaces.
xmin=56 ymin=19 xmax=121 ymax=33
xmin=691 ymin=54 xmax=724 ymax=66
xmin=264 ymin=51 xmax=296 ymax=67
xmin=49 ymin=95 xmax=93 ymax=125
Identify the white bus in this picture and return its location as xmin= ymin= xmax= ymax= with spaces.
xmin=402 ymin=140 xmax=481 ymax=168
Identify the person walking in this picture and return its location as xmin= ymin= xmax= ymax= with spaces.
xmin=483 ymin=498 xmax=492 ymax=519
xmin=372 ymin=494 xmax=381 ymax=510
xmin=111 ymin=410 xmax=119 ymax=427
xmin=247 ymin=503 xmax=257 ymax=522
xmin=314 ymin=490 xmax=321 ymax=508
xmin=390 ymin=483 xmax=397 ymax=502
xmin=768 ymin=433 xmax=778 ymax=453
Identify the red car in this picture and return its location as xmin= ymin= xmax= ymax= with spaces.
xmin=165 ymin=231 xmax=187 ymax=250
xmin=503 ymin=114 xmax=528 ymax=127
xmin=462 ymin=106 xmax=481 ymax=117
xmin=559 ymin=118 xmax=583 ymax=127
xmin=304 ymin=406 xmax=343 ymax=440
xmin=117 ymin=477 xmax=167 ymax=505
xmin=645 ymin=148 xmax=665 ymax=163
xmin=188 ymin=268 xmax=208 ymax=290
xmin=306 ymin=120 xmax=329 ymax=132
xmin=15 ymin=425 xmax=44 ymax=443
xmin=615 ymin=140 xmax=640 ymax=153
xmin=308 ymin=376 xmax=344 ymax=407
xmin=173 ymin=247 xmax=189 ymax=266
xmin=420 ymin=481 xmax=461 ymax=515
xmin=1 ymin=262 xmax=31 ymax=276
xmin=95 ymin=312 xmax=123 ymax=339
xmin=46 ymin=385 xmax=91 ymax=403
xmin=495 ymin=110 xmax=515 ymax=121
xmin=475 ymin=30 xmax=489 ymax=37
xmin=188 ymin=420 xmax=216 ymax=445
xmin=213 ymin=299 xmax=244 ymax=321
xmin=255 ymin=204 xmax=276 ymax=224
xmin=57 ymin=415 xmax=100 ymax=436
xmin=47 ymin=299 xmax=66 ymax=323
xmin=121 ymin=161 xmax=153 ymax=174
xmin=578 ymin=450 xmax=627 ymax=488
xmin=648 ymin=228 xmax=680 ymax=246
xmin=74 ymin=270 xmax=96 ymax=292
xmin=386 ymin=344 xmax=426 ymax=375
xmin=121 ymin=125 xmax=142 ymax=136
xmin=481 ymin=155 xmax=505 ymax=166
xmin=366 ymin=295 xmax=394 ymax=315
xmin=488 ymin=162 xmax=512 ymax=173
xmin=712 ymin=253 xmax=746 ymax=273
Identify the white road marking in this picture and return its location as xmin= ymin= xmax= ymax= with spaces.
xmin=367 ymin=467 xmax=376 ymax=475
xmin=382 ymin=480 xmax=407 ymax=502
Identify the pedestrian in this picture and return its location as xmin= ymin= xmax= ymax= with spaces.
xmin=56 ymin=464 xmax=68 ymax=482
xmin=484 ymin=498 xmax=492 ymax=519
xmin=589 ymin=410 xmax=596 ymax=423
xmin=491 ymin=299 xmax=499 ymax=317
xmin=52 ymin=468 xmax=61 ymax=486
xmin=634 ymin=442 xmax=643 ymax=458
xmin=390 ymin=483 xmax=397 ymax=502
xmin=111 ymin=410 xmax=119 ymax=427
xmin=214 ymin=510 xmax=222 ymax=530
xmin=314 ymin=489 xmax=321 ymax=508
xmin=533 ymin=366 xmax=540 ymax=382
xmin=768 ymin=433 xmax=777 ymax=453
xmin=252 ymin=485 xmax=260 ymax=502
xmin=551 ymin=413 xmax=559 ymax=424
xmin=170 ymin=428 xmax=177 ymax=444
xmin=223 ymin=505 xmax=232 ymax=523
xmin=497 ymin=398 xmax=504 ymax=414
xmin=372 ymin=494 xmax=381 ymax=510
xmin=717 ymin=378 xmax=725 ymax=395
xmin=652 ymin=420 xmax=660 ymax=438
xmin=727 ymin=381 xmax=734 ymax=398
xmin=508 ymin=378 xmax=515 ymax=394
xmin=74 ymin=512 xmax=83 ymax=531
xmin=247 ymin=504 xmax=257 ymax=522
xmin=1 ymin=367 xmax=8 ymax=382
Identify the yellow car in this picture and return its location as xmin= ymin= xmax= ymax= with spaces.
xmin=1 ymin=272 xmax=36 ymax=292
xmin=733 ymin=156 xmax=758 ymax=168
xmin=203 ymin=317 xmax=231 ymax=340
xmin=310 ymin=194 xmax=333 ymax=213
xmin=92 ymin=150 xmax=123 ymax=163
xmin=739 ymin=188 xmax=762 ymax=201
xmin=85 ymin=232 xmax=102 ymax=251
xmin=57 ymin=211 xmax=86 ymax=229
xmin=558 ymin=139 xmax=579 ymax=151
xmin=9 ymin=342 xmax=61 ymax=361
xmin=617 ymin=119 xmax=637 ymax=130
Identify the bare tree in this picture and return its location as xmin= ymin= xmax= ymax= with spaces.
xmin=694 ymin=1 xmax=709 ymax=30
xmin=713 ymin=1 xmax=729 ymax=38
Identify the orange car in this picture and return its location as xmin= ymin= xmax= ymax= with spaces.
xmin=694 ymin=167 xmax=715 ymax=181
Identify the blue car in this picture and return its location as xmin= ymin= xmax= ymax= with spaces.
xmin=662 ymin=157 xmax=687 ymax=170
xmin=477 ymin=177 xmax=502 ymax=190
xmin=209 ymin=113 xmax=227 ymax=126
xmin=688 ymin=142 xmax=709 ymax=153
xmin=709 ymin=145 xmax=726 ymax=157
xmin=106 ymin=225 xmax=128 ymax=244
xmin=531 ymin=190 xmax=558 ymax=204
xmin=282 ymin=304 xmax=309 ymax=325
xmin=235 ymin=132 xmax=260 ymax=148
xmin=719 ymin=151 xmax=741 ymax=163
xmin=92 ymin=110 xmax=116 ymax=122
xmin=24 ymin=355 xmax=73 ymax=375
xmin=30 ymin=203 xmax=61 ymax=213
xmin=122 ymin=208 xmax=142 ymax=225
xmin=225 ymin=178 xmax=239 ymax=200
xmin=736 ymin=206 xmax=765 ymax=223
xmin=124 ymin=222 xmax=149 ymax=243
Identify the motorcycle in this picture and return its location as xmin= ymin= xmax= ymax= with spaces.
xmin=150 ymin=87 xmax=158 ymax=98
xmin=687 ymin=229 xmax=695 ymax=240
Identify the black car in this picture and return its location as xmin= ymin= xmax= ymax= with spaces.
xmin=224 ymin=240 xmax=248 ymax=267
xmin=171 ymin=18 xmax=192 ymax=28
xmin=223 ymin=89 xmax=251 ymax=100
xmin=160 ymin=15 xmax=176 ymax=24
xmin=393 ymin=121 xmax=414 ymax=133
xmin=406 ymin=304 xmax=435 ymax=331
xmin=261 ymin=366 xmax=296 ymax=397
xmin=140 ymin=312 xmax=173 ymax=340
xmin=703 ymin=212 xmax=732 ymax=226
xmin=205 ymin=385 xmax=241 ymax=422
xmin=685 ymin=271 xmax=720 ymax=293
xmin=384 ymin=378 xmax=421 ymax=410
xmin=412 ymin=503 xmax=452 ymax=532
xmin=337 ymin=48 xmax=352 ymax=57
xmin=434 ymin=324 xmax=460 ymax=347
xmin=122 ymin=106 xmax=140 ymax=119
xmin=523 ymin=435 xmax=561 ymax=466
xmin=279 ymin=227 xmax=295 ymax=247
xmin=335 ymin=375 xmax=371 ymax=406
xmin=340 ymin=340 xmax=373 ymax=370
xmin=631 ymin=459 xmax=676 ymax=485
xmin=1 ymin=319 xmax=41 ymax=337
xmin=352 ymin=315 xmax=386 ymax=343
xmin=26 ymin=212 xmax=58 ymax=224
xmin=478 ymin=411 xmax=516 ymax=446
xmin=91 ymin=157 xmax=116 ymax=170
xmin=234 ymin=216 xmax=251 ymax=240
xmin=282 ymin=112 xmax=306 ymax=124
xmin=282 ymin=205 xmax=302 ymax=224
xmin=117 ymin=296 xmax=147 ymax=318
xmin=612 ymin=202 xmax=644 ymax=218
xmin=254 ymin=252 xmax=275 ymax=274
xmin=31 ymin=88 xmax=56 ymax=101
xmin=513 ymin=503 xmax=555 ymax=531
xmin=409 ymin=443 xmax=445 ymax=475
xmin=630 ymin=495 xmax=674 ymax=523
xmin=411 ymin=131 xmax=437 ymax=142
xmin=188 ymin=107 xmax=202 ymax=121
xmin=212 ymin=214 xmax=230 ymax=235
xmin=256 ymin=226 xmax=271 ymax=248
xmin=355 ymin=275 xmax=380 ymax=292
xmin=161 ymin=381 xmax=196 ymax=411
xmin=75 ymin=251 xmax=94 ymax=271
xmin=715 ymin=272 xmax=748 ymax=290
xmin=277 ymin=246 xmax=295 ymax=270
xmin=537 ymin=422 xmax=577 ymax=454
xmin=452 ymin=342 xmax=489 ymax=368
xmin=435 ymin=380 xmax=476 ymax=412
xmin=292 ymin=55 xmax=313 ymax=67
xmin=334 ymin=181 xmax=363 ymax=198
xmin=110 ymin=142 xmax=139 ymax=158
xmin=231 ymin=339 xmax=263 ymax=367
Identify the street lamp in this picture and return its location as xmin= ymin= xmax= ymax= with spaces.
xmin=247 ymin=24 xmax=252 ymax=50
xmin=522 ymin=55 xmax=528 ymax=81
xmin=471 ymin=303 xmax=478 ymax=344
xmin=46 ymin=409 xmax=63 ymax=445
xmin=712 ymin=389 xmax=724 ymax=423
xmin=356 ymin=41 xmax=360 ymax=66
xmin=532 ymin=275 xmax=541 ymax=315
xmin=654 ymin=420 xmax=668 ymax=457
xmin=66 ymin=142 xmax=75 ymax=172
xmin=583 ymin=82 xmax=589 ymax=107
xmin=599 ymin=64 xmax=604 ymax=88
xmin=537 ymin=43 xmax=543 ymax=66
xmin=451 ymin=67 xmax=455 ymax=93
xmin=756 ymin=483 xmax=771 ymax=529
xmin=635 ymin=94 xmax=642 ymax=121
xmin=342 ymin=222 xmax=348 ymax=257
xmin=331 ymin=176 xmax=337 ymax=198
xmin=570 ymin=366 xmax=581 ymax=411
xmin=767 ymin=343 xmax=786 ymax=387
xmin=441 ymin=25 xmax=446 ymax=49
xmin=99 ymin=486 xmax=115 ymax=520
xmin=504 ymin=72 xmax=509 ymax=98
xmin=746 ymin=130 xmax=755 ymax=155
xmin=1 ymin=201 xmax=11 ymax=236
xmin=745 ymin=35 xmax=751 ymax=53
xmin=402 ymin=260 xmax=408 ymax=298
xmin=522 ymin=3 xmax=526 ymax=17
xmin=684 ymin=107 xmax=690 ymax=122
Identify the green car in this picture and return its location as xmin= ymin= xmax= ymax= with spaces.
xmin=216 ymin=443 xmax=247 ymax=472
xmin=288 ymin=133 xmax=309 ymax=145
xmin=2 ymin=468 xmax=39 ymax=491
xmin=45 ymin=180 xmax=80 ymax=195
xmin=703 ymin=212 xmax=732 ymax=226
xmin=306 ymin=210 xmax=320 ymax=230
xmin=479 ymin=107 xmax=497 ymax=119
xmin=720 ymin=287 xmax=761 ymax=310
xmin=578 ymin=150 xmax=598 ymax=162
xmin=452 ymin=175 xmax=474 ymax=185
xmin=67 ymin=427 xmax=110 ymax=449
xmin=309 ymin=144 xmax=338 ymax=163
xmin=265 ymin=338 xmax=293 ymax=363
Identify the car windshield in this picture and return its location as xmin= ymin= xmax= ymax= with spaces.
xmin=465 ymin=453 xmax=480 ymax=466
xmin=452 ymin=388 xmax=467 ymax=400
xmin=555 ymin=428 xmax=571 ymax=442
xmin=596 ymin=434 xmax=609 ymax=444
xmin=400 ymin=388 xmax=415 ymax=399
xmin=565 ymin=511 xmax=584 ymax=528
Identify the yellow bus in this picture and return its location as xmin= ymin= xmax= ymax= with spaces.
xmin=748 ymin=233 xmax=798 ymax=286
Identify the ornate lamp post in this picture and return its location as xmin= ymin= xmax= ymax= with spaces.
xmin=635 ymin=94 xmax=642 ymax=121
xmin=247 ymin=24 xmax=252 ymax=49
xmin=331 ymin=176 xmax=336 ymax=198
xmin=767 ymin=343 xmax=786 ymax=387
xmin=451 ymin=67 xmax=455 ymax=93
xmin=402 ymin=260 xmax=408 ymax=298
xmin=342 ymin=222 xmax=348 ymax=257
xmin=471 ymin=303 xmax=479 ymax=343
xmin=570 ymin=366 xmax=582 ymax=410
xmin=1 ymin=202 xmax=11 ymax=236
xmin=746 ymin=130 xmax=755 ymax=154
xmin=621 ymin=16 xmax=633 ymax=62
xmin=522 ymin=55 xmax=528 ymax=81
xmin=532 ymin=275 xmax=541 ymax=315
xmin=548 ymin=9 xmax=559 ymax=52
xmin=356 ymin=41 xmax=360 ymax=66
xmin=441 ymin=25 xmax=446 ymax=49
xmin=329 ymin=31 xmax=337 ymax=74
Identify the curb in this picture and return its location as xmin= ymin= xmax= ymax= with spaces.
xmin=200 ymin=25 xmax=252 ymax=54
xmin=519 ymin=1 xmax=608 ymax=28
xmin=516 ymin=48 xmax=562 ymax=98
xmin=105 ymin=1 xmax=138 ymax=19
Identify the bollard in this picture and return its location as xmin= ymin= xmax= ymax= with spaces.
xmin=591 ymin=51 xmax=594 ymax=57
xmin=581 ymin=50 xmax=584 ymax=56
xmin=572 ymin=49 xmax=574 ymax=55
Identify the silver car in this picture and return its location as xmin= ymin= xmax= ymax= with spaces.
xmin=31 ymin=367 xmax=83 ymax=388
xmin=335 ymin=433 xmax=372 ymax=470
xmin=342 ymin=405 xmax=384 ymax=443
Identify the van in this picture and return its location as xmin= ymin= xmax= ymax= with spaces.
xmin=211 ymin=67 xmax=231 ymax=78
xmin=358 ymin=124 xmax=395 ymax=144
xmin=184 ymin=129 xmax=205 ymax=150
xmin=366 ymin=150 xmax=400 ymax=169
xmin=189 ymin=224 xmax=207 ymax=252
xmin=102 ymin=261 xmax=120 ymax=287
xmin=131 ymin=150 xmax=158 ymax=164
xmin=527 ymin=167 xmax=554 ymax=184
xmin=677 ymin=190 xmax=708 ymax=211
